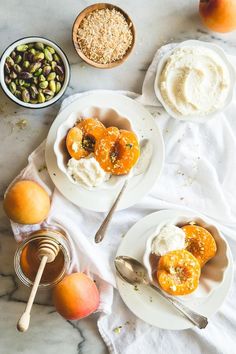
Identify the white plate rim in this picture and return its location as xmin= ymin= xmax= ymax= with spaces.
xmin=45 ymin=91 xmax=165 ymax=212
xmin=116 ymin=209 xmax=234 ymax=330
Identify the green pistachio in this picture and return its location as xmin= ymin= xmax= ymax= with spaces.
xmin=10 ymin=71 xmax=17 ymax=79
xmin=10 ymin=51 xmax=16 ymax=59
xmin=51 ymin=61 xmax=57 ymax=70
xmin=6 ymin=56 xmax=14 ymax=66
xmin=55 ymin=81 xmax=61 ymax=93
xmin=9 ymin=82 xmax=16 ymax=94
xmin=55 ymin=65 xmax=64 ymax=76
xmin=44 ymin=48 xmax=53 ymax=61
xmin=16 ymin=44 xmax=28 ymax=52
xmin=53 ymin=53 xmax=61 ymax=63
xmin=38 ymin=92 xmax=45 ymax=103
xmin=39 ymin=74 xmax=46 ymax=82
xmin=33 ymin=77 xmax=38 ymax=85
xmin=4 ymin=63 xmax=11 ymax=74
xmin=34 ymin=68 xmax=43 ymax=77
xmin=49 ymin=80 xmax=56 ymax=93
xmin=42 ymin=65 xmax=51 ymax=76
xmin=34 ymin=52 xmax=45 ymax=61
xmin=15 ymin=90 xmax=21 ymax=98
xmin=47 ymin=72 xmax=56 ymax=81
xmin=46 ymin=46 xmax=55 ymax=54
xmin=15 ymin=55 xmax=22 ymax=64
xmin=21 ymin=88 xmax=30 ymax=103
xmin=29 ymin=62 xmax=41 ymax=73
xmin=13 ymin=64 xmax=22 ymax=73
xmin=19 ymin=79 xmax=25 ymax=86
xmin=30 ymin=99 xmax=38 ymax=104
xmin=28 ymin=43 xmax=34 ymax=49
xmin=35 ymin=42 xmax=45 ymax=51
xmin=30 ymin=85 xmax=38 ymax=99
xmin=29 ymin=48 xmax=36 ymax=55
xmin=23 ymin=60 xmax=30 ymax=69
xmin=39 ymin=81 xmax=48 ymax=89
xmin=19 ymin=71 xmax=33 ymax=80
xmin=5 ymin=76 xmax=11 ymax=85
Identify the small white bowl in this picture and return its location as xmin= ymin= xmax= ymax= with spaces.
xmin=0 ymin=36 xmax=70 ymax=109
xmin=154 ymin=40 xmax=236 ymax=123
xmin=54 ymin=106 xmax=135 ymax=190
xmin=143 ymin=214 xmax=229 ymax=300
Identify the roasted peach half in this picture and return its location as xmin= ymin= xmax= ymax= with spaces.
xmin=157 ymin=250 xmax=201 ymax=296
xmin=182 ymin=224 xmax=217 ymax=267
xmin=94 ymin=127 xmax=140 ymax=175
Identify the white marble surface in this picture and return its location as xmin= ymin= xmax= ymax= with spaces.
xmin=1 ymin=1 xmax=236 ymax=353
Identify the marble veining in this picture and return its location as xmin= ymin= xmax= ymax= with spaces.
xmin=0 ymin=1 xmax=236 ymax=353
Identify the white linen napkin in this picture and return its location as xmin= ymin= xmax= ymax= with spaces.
xmin=10 ymin=44 xmax=236 ymax=354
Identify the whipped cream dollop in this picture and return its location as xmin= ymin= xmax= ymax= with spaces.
xmin=67 ymin=154 xmax=110 ymax=189
xmin=159 ymin=46 xmax=230 ymax=116
xmin=152 ymin=225 xmax=185 ymax=256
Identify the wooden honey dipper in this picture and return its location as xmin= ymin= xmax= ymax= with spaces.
xmin=17 ymin=237 xmax=60 ymax=332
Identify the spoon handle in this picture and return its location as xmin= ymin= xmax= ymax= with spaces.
xmin=149 ymin=284 xmax=208 ymax=329
xmin=94 ymin=179 xmax=129 ymax=243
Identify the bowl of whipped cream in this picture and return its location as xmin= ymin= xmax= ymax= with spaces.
xmin=143 ymin=214 xmax=229 ymax=300
xmin=54 ymin=106 xmax=135 ymax=190
xmin=154 ymin=40 xmax=236 ymax=122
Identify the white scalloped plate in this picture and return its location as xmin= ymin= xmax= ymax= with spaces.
xmin=116 ymin=209 xmax=233 ymax=330
xmin=45 ymin=91 xmax=164 ymax=212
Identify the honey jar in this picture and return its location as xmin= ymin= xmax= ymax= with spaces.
xmin=14 ymin=225 xmax=72 ymax=288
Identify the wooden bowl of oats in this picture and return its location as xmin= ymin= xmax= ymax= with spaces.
xmin=72 ymin=3 xmax=135 ymax=69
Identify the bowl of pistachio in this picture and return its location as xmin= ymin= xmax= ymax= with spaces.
xmin=0 ymin=37 xmax=70 ymax=108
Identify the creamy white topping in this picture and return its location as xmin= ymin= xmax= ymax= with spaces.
xmin=159 ymin=46 xmax=230 ymax=116
xmin=67 ymin=154 xmax=110 ymax=189
xmin=152 ymin=225 xmax=185 ymax=256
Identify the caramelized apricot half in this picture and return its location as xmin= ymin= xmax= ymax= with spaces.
xmin=95 ymin=127 xmax=140 ymax=175
xmin=182 ymin=225 xmax=217 ymax=267
xmin=66 ymin=118 xmax=106 ymax=160
xmin=157 ymin=250 xmax=201 ymax=296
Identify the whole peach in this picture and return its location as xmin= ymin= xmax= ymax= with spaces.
xmin=53 ymin=272 xmax=99 ymax=320
xmin=199 ymin=0 xmax=236 ymax=33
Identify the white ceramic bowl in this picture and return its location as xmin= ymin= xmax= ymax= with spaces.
xmin=0 ymin=36 xmax=70 ymax=108
xmin=154 ymin=40 xmax=236 ymax=123
xmin=54 ymin=105 xmax=136 ymax=190
xmin=143 ymin=214 xmax=229 ymax=300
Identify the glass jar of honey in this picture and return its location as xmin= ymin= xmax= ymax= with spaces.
xmin=14 ymin=225 xmax=72 ymax=288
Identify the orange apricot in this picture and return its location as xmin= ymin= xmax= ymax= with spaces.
xmin=182 ymin=225 xmax=217 ymax=267
xmin=95 ymin=127 xmax=140 ymax=175
xmin=157 ymin=250 xmax=201 ymax=296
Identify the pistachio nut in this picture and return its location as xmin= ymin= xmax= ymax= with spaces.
xmin=34 ymin=68 xmax=43 ymax=77
xmin=15 ymin=90 xmax=21 ymax=98
xmin=16 ymin=44 xmax=28 ymax=52
xmin=29 ymin=62 xmax=41 ymax=73
xmin=13 ymin=64 xmax=22 ymax=73
xmin=42 ymin=65 xmax=51 ymax=76
xmin=39 ymin=74 xmax=46 ymax=82
xmin=34 ymin=52 xmax=45 ymax=61
xmin=15 ymin=55 xmax=22 ymax=64
xmin=9 ymin=82 xmax=16 ymax=94
xmin=4 ymin=63 xmax=11 ymax=74
xmin=39 ymin=81 xmax=48 ymax=89
xmin=55 ymin=82 xmax=61 ymax=93
xmin=6 ymin=56 xmax=14 ymax=67
xmin=55 ymin=65 xmax=64 ymax=76
xmin=51 ymin=61 xmax=57 ymax=70
xmin=5 ymin=76 xmax=11 ymax=85
xmin=46 ymin=46 xmax=55 ymax=54
xmin=29 ymin=48 xmax=36 ymax=55
xmin=30 ymin=85 xmax=39 ymax=99
xmin=35 ymin=42 xmax=45 ymax=51
xmin=38 ymin=92 xmax=46 ymax=103
xmin=10 ymin=71 xmax=17 ymax=79
xmin=19 ymin=79 xmax=25 ymax=86
xmin=23 ymin=60 xmax=30 ymax=69
xmin=47 ymin=72 xmax=56 ymax=81
xmin=21 ymin=88 xmax=30 ymax=103
xmin=30 ymin=99 xmax=39 ymax=104
xmin=10 ymin=51 xmax=16 ymax=59
xmin=19 ymin=71 xmax=33 ymax=80
xmin=44 ymin=48 xmax=53 ymax=61
xmin=49 ymin=80 xmax=56 ymax=93
xmin=53 ymin=53 xmax=61 ymax=63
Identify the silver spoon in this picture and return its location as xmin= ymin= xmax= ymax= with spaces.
xmin=95 ymin=139 xmax=152 ymax=243
xmin=115 ymin=256 xmax=208 ymax=329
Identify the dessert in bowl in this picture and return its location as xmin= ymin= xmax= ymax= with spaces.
xmin=54 ymin=106 xmax=140 ymax=190
xmin=143 ymin=215 xmax=229 ymax=300
xmin=154 ymin=40 xmax=235 ymax=122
